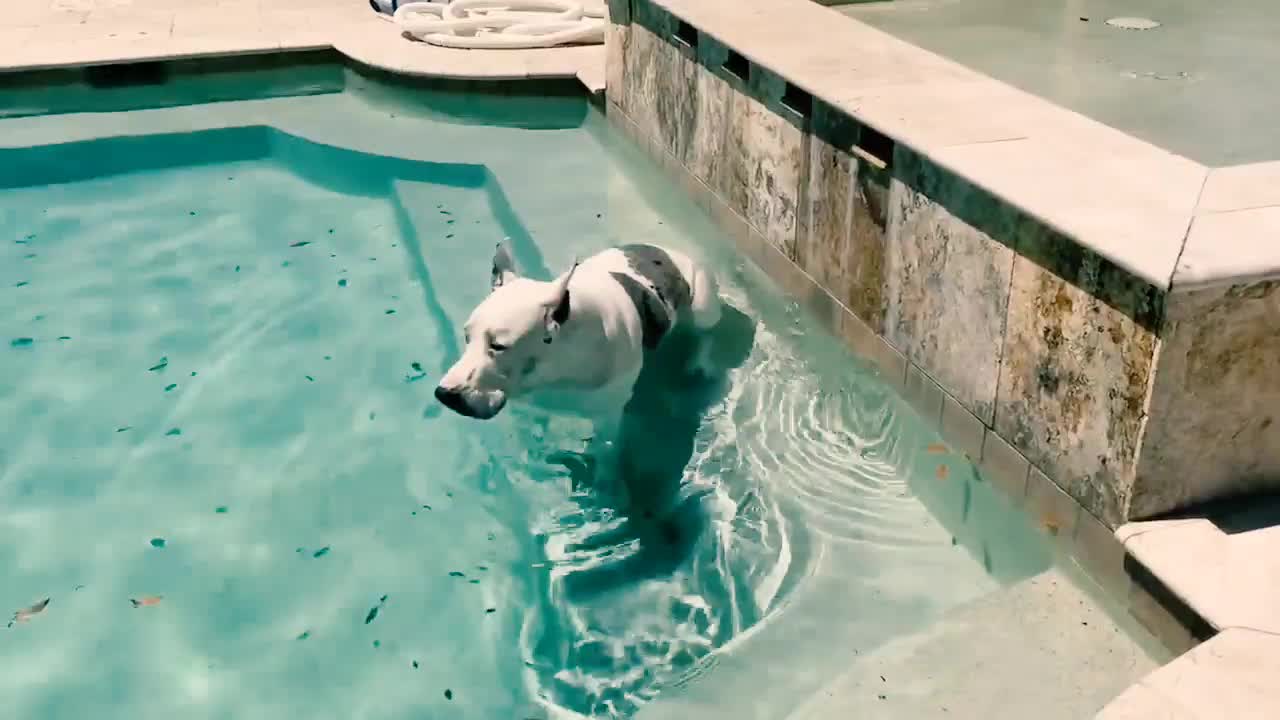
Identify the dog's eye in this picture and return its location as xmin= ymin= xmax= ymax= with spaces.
xmin=489 ymin=342 xmax=507 ymax=352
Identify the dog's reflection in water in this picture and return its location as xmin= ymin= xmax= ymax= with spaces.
xmin=549 ymin=304 xmax=755 ymax=601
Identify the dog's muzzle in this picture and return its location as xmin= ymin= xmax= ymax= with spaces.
xmin=434 ymin=386 xmax=477 ymax=417
xmin=434 ymin=385 xmax=505 ymax=419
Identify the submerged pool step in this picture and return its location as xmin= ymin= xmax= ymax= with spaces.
xmin=788 ymin=568 xmax=1159 ymax=720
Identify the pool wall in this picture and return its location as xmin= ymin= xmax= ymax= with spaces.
xmin=603 ymin=0 xmax=1278 ymax=578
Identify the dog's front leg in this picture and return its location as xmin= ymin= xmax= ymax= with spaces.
xmin=583 ymin=366 xmax=639 ymax=487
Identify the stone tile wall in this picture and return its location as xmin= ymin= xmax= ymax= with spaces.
xmin=604 ymin=0 xmax=1280 ymax=539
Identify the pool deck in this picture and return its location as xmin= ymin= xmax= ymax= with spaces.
xmin=0 ymin=0 xmax=605 ymax=91
xmin=4 ymin=0 xmax=1279 ymax=718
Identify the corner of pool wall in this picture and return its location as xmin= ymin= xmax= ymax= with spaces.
xmin=601 ymin=0 xmax=1280 ymax=660
xmin=603 ymin=0 xmax=1280 ymax=530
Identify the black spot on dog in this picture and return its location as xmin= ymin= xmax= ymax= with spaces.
xmin=610 ymin=273 xmax=671 ymax=349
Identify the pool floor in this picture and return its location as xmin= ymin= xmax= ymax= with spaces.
xmin=0 ymin=66 xmax=1166 ymax=719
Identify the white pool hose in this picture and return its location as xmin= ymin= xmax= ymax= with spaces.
xmin=393 ymin=0 xmax=606 ymax=50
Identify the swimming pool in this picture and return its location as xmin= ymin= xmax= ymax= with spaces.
xmin=1 ymin=60 xmax=1165 ymax=719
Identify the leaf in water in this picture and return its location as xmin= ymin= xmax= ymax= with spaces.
xmin=148 ymin=357 xmax=168 ymax=372
xmin=10 ymin=597 xmax=51 ymax=625
xmin=926 ymin=443 xmax=948 ymax=454
xmin=935 ymin=465 xmax=950 ymax=481
xmin=312 ymin=546 xmax=330 ymax=558
xmin=364 ymin=605 xmax=379 ymax=624
xmin=1041 ymin=515 xmax=1061 ymax=535
xmin=130 ymin=596 xmax=163 ymax=608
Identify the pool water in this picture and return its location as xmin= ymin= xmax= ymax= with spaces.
xmin=1 ymin=65 xmax=1151 ymax=719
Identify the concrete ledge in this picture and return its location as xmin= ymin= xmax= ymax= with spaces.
xmin=644 ymin=0 xmax=1206 ymax=291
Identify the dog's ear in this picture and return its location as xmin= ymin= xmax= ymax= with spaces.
xmin=542 ymin=258 xmax=579 ymax=341
xmin=490 ymin=240 xmax=518 ymax=291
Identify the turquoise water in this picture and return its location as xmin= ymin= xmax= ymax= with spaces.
xmin=1 ymin=67 xmax=1065 ymax=719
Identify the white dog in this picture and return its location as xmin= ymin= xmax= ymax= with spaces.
xmin=434 ymin=242 xmax=722 ymax=446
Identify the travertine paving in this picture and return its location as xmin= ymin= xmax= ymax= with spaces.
xmin=0 ymin=0 xmax=604 ymax=88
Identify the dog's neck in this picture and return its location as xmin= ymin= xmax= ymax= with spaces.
xmin=530 ymin=289 xmax=615 ymax=390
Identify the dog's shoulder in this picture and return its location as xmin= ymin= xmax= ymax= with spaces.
xmin=584 ymin=244 xmax=695 ymax=350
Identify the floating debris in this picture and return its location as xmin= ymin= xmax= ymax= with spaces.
xmin=116 ymin=426 xmax=131 ymax=433
xmin=385 ymin=309 xmax=396 ymax=315
xmin=926 ymin=443 xmax=947 ymax=454
xmin=130 ymin=596 xmax=163 ymax=608
xmin=165 ymin=428 xmax=182 ymax=437
xmin=935 ymin=465 xmax=950 ymax=481
xmin=149 ymin=538 xmax=166 ymax=548
xmin=215 ymin=506 xmax=228 ymax=514
xmin=189 ymin=211 xmax=197 ymax=216
xmin=164 ymin=383 xmax=177 ymax=392
xmin=411 ymin=362 xmax=423 ymax=373
xmin=485 ymin=608 xmax=496 ymax=614
xmin=373 ymin=640 xmax=381 ymax=648
xmin=338 ymin=279 xmax=347 ymax=287
xmin=297 ymin=630 xmax=311 ymax=640
xmin=364 ymin=594 xmax=388 ymax=625
xmin=148 ymin=357 xmax=168 ymax=372
xmin=10 ymin=338 xmax=33 ymax=348
xmin=9 ymin=597 xmax=50 ymax=626
xmin=1041 ymin=515 xmax=1061 ymax=535
xmin=290 ymin=241 xmax=311 ymax=248
xmin=448 ymin=571 xmax=465 ymax=578
xmin=328 ymin=228 xmax=334 ymax=234
xmin=312 ymin=546 xmax=330 ymax=558
xmin=15 ymin=281 xmax=29 ymax=287
xmin=305 ymin=375 xmax=315 ymax=382
xmin=444 ymin=689 xmax=453 ymax=701
xmin=412 ymin=660 xmax=419 ymax=669
xmin=58 ymin=336 xmax=71 ymax=341
xmin=234 ymin=265 xmax=241 ymax=272
xmin=421 ymin=504 xmax=432 ymax=511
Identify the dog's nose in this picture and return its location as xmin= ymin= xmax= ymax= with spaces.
xmin=434 ymin=386 xmax=473 ymax=416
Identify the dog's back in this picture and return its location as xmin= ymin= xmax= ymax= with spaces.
xmin=579 ymin=244 xmax=718 ymax=350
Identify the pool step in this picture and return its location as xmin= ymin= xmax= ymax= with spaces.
xmin=786 ymin=568 xmax=1159 ymax=720
xmin=1095 ymin=628 xmax=1280 ymax=720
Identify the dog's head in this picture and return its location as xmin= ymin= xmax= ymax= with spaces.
xmin=434 ymin=243 xmax=577 ymax=420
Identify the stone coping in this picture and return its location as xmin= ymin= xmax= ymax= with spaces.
xmin=1118 ymin=508 xmax=1280 ymax=637
xmin=642 ymin=0 xmax=1280 ymax=292
xmin=0 ymin=0 xmax=604 ymax=91
xmin=1096 ymin=628 xmax=1280 ymax=719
